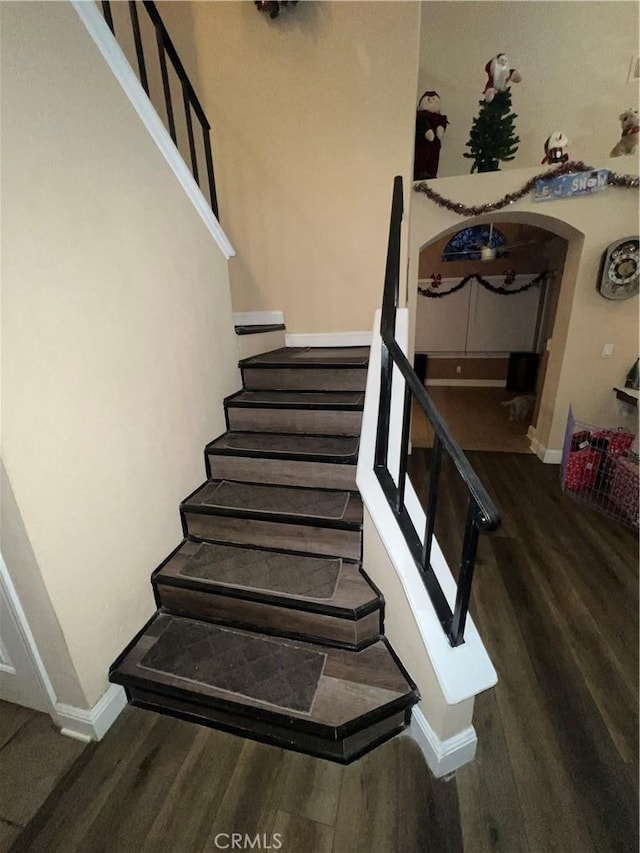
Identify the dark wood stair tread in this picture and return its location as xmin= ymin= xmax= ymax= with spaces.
xmin=226 ymin=390 xmax=365 ymax=409
xmin=240 ymin=347 xmax=369 ymax=368
xmin=183 ymin=480 xmax=362 ymax=528
xmin=207 ymin=432 xmax=359 ymax=463
xmin=111 ymin=612 xmax=417 ymax=733
xmin=155 ymin=540 xmax=379 ymax=616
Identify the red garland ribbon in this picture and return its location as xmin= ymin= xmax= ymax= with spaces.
xmin=418 ymin=271 xmax=547 ymax=298
xmin=414 ymin=161 xmax=639 ymax=216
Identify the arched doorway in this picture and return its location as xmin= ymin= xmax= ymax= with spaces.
xmin=410 ymin=211 xmax=585 ymax=455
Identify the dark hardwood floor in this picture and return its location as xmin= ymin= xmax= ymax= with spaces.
xmin=411 ymin=449 xmax=639 ymax=853
xmin=3 ymin=452 xmax=638 ymax=852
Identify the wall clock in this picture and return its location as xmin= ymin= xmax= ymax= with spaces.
xmin=597 ymin=237 xmax=639 ymax=300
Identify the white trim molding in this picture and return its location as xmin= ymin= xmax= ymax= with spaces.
xmin=0 ymin=555 xmax=58 ymax=711
xmin=1 ymin=554 xmax=127 ymax=741
xmin=408 ymin=708 xmax=477 ymax=778
xmin=528 ymin=428 xmax=563 ymax=463
xmin=54 ymin=684 xmax=128 ymax=743
xmin=285 ymin=331 xmax=373 ymax=348
xmin=71 ymin=1 xmax=234 ymax=260
xmin=234 ymin=311 xmax=284 ymax=327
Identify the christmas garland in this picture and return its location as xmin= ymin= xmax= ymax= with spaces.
xmin=418 ymin=271 xmax=547 ymax=298
xmin=414 ymin=160 xmax=639 ymax=217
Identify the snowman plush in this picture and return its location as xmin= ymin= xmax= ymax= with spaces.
xmin=541 ymin=131 xmax=570 ymax=164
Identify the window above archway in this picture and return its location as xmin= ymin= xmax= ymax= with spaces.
xmin=442 ymin=225 xmax=508 ymax=262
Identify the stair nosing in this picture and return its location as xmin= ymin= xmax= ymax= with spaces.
xmin=127 ymin=691 xmax=409 ymax=765
xmin=235 ymin=324 xmax=285 ymax=336
xmin=207 ymin=447 xmax=357 ymax=464
xmin=240 ymin=362 xmax=368 ymax=371
xmin=225 ymin=397 xmax=365 ymax=412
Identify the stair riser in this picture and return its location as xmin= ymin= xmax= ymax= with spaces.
xmin=242 ymin=367 xmax=367 ymax=392
xmin=236 ymin=330 xmax=286 ymax=362
xmin=226 ymin=407 xmax=362 ymax=436
xmin=127 ymin=686 xmax=408 ymax=764
xmin=207 ymin=454 xmax=357 ymax=490
xmin=156 ymin=583 xmax=380 ymax=649
xmin=183 ymin=512 xmax=361 ymax=560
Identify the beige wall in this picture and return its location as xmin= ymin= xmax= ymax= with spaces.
xmin=159 ymin=0 xmax=421 ymax=333
xmin=1 ymin=2 xmax=240 ymax=707
xmin=418 ymin=1 xmax=639 ymax=178
xmin=409 ymin=162 xmax=640 ymax=454
xmin=363 ymin=510 xmax=474 ymax=741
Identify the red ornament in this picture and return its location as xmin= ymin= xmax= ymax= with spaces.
xmin=430 ymin=273 xmax=442 ymax=289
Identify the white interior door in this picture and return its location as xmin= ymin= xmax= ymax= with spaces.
xmin=0 ymin=559 xmax=51 ymax=713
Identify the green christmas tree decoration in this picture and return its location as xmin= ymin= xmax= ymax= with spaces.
xmin=464 ymin=89 xmax=520 ymax=174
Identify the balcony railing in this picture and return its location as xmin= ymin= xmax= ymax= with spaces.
xmin=375 ymin=176 xmax=501 ymax=646
xmin=101 ymin=0 xmax=218 ymax=219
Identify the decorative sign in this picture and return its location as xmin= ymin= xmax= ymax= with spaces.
xmin=533 ymin=169 xmax=609 ymax=203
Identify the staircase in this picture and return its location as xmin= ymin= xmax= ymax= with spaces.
xmin=110 ymin=345 xmax=418 ymax=763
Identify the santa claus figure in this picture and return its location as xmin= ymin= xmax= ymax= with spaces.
xmin=414 ymin=91 xmax=449 ymax=180
xmin=482 ymin=53 xmax=522 ymax=103
xmin=541 ymin=131 xmax=570 ymax=164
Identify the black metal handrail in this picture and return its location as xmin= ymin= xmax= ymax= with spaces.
xmin=101 ymin=0 xmax=218 ymax=219
xmin=374 ymin=176 xmax=501 ymax=647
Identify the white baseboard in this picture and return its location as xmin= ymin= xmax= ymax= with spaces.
xmin=408 ymin=707 xmax=477 ymax=777
xmin=285 ymin=331 xmax=372 ymax=348
xmin=54 ymin=684 xmax=127 ymax=742
xmin=425 ymin=379 xmax=505 ymax=388
xmin=233 ymin=311 xmax=284 ymax=327
xmin=529 ymin=432 xmax=563 ymax=464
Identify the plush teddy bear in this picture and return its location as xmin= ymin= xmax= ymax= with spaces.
xmin=541 ymin=131 xmax=570 ymax=165
xmin=610 ymin=109 xmax=639 ymax=157
xmin=482 ymin=53 xmax=522 ymax=103
xmin=414 ymin=91 xmax=449 ymax=180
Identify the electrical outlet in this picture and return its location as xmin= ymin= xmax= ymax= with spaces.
xmin=627 ymin=55 xmax=639 ymax=83
xmin=456 ymin=364 xmax=462 ymax=374
xmin=602 ymin=343 xmax=614 ymax=359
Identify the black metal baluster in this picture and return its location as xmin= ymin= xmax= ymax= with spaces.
xmin=128 ymin=1 xmax=149 ymax=95
xmin=101 ymin=0 xmax=114 ymax=34
xmin=422 ymin=434 xmax=442 ymax=571
xmin=202 ymin=123 xmax=219 ymax=219
xmin=182 ymin=87 xmax=199 ymax=184
xmin=375 ymin=341 xmax=393 ymax=472
xmin=155 ymin=29 xmax=176 ymax=143
xmin=449 ymin=500 xmax=481 ymax=646
xmin=396 ymin=380 xmax=413 ymax=512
